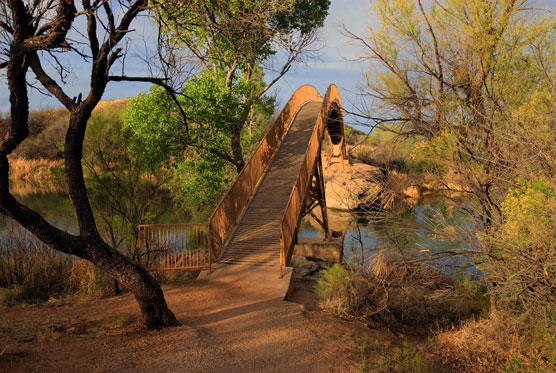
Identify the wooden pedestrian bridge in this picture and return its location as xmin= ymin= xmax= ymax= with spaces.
xmin=135 ymin=85 xmax=346 ymax=296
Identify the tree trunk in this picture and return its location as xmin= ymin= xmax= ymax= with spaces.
xmin=81 ymin=238 xmax=178 ymax=328
xmin=1 ymin=0 xmax=178 ymax=329
xmin=231 ymin=124 xmax=245 ymax=173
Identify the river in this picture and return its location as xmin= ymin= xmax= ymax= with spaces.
xmin=2 ymin=186 xmax=477 ymax=275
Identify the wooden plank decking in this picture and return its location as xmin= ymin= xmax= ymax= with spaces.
xmin=220 ymin=101 xmax=322 ymax=266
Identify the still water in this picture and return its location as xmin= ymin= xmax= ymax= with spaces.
xmin=298 ymin=195 xmax=479 ymax=275
xmin=0 ymin=189 xmax=191 ymax=239
xmin=3 ymin=187 xmax=477 ymax=274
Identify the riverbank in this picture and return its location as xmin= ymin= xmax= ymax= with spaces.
xmin=322 ymin=145 xmax=467 ymax=213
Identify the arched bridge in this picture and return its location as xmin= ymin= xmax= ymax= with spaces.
xmin=136 ymin=85 xmax=346 ymax=282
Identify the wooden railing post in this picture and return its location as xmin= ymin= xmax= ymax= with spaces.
xmin=135 ymin=223 xmax=211 ymax=271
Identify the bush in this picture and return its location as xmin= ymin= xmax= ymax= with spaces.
xmin=436 ymin=311 xmax=556 ymax=372
xmin=316 ymin=252 xmax=488 ymax=333
xmin=487 ymin=178 xmax=556 ymax=313
xmin=315 ymin=264 xmax=351 ymax=316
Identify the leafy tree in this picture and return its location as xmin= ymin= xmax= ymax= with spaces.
xmin=0 ymin=0 xmax=178 ymax=328
xmin=124 ymin=69 xmax=274 ymax=208
xmin=349 ymin=0 xmax=556 ymax=313
xmin=127 ymin=0 xmax=330 ymax=173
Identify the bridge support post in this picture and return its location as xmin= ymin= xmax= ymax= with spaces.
xmin=316 ymin=152 xmax=331 ymax=239
xmin=302 ymin=150 xmax=330 ymax=239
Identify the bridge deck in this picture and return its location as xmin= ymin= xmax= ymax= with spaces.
xmin=220 ymin=101 xmax=322 ymax=266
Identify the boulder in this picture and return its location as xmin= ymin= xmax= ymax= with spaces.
xmin=323 ymin=157 xmax=380 ymax=211
xmin=291 ymin=255 xmax=322 ymax=278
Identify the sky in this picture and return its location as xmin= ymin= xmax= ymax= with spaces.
xmin=0 ymin=0 xmax=374 ymax=120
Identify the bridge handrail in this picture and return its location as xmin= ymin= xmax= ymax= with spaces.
xmin=208 ymin=85 xmax=322 ymax=259
xmin=280 ymin=85 xmax=343 ymax=268
xmin=136 ymin=223 xmax=210 ymax=270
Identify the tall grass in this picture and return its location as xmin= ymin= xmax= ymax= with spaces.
xmin=0 ymin=222 xmax=120 ymax=306
xmin=0 ymin=224 xmax=73 ymax=305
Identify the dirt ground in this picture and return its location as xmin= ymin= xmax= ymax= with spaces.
xmin=0 ymin=277 xmax=380 ymax=372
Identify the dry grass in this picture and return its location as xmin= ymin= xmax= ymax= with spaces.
xmin=316 ymin=251 xmax=488 ymax=334
xmin=0 ymin=223 xmax=120 ymax=306
xmin=436 ymin=311 xmax=556 ymax=372
xmin=0 ymin=226 xmax=74 ymax=305
xmin=8 ymin=158 xmax=63 ymax=182
xmin=8 ymin=180 xmax=65 ymax=196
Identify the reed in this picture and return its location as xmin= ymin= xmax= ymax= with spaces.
xmin=0 ymin=222 xmax=120 ymax=305
xmin=8 ymin=158 xmax=63 ymax=183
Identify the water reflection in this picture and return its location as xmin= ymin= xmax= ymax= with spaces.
xmin=299 ymin=194 xmax=480 ymax=275
xmin=1 ymin=185 xmax=193 ymax=242
xmin=3 ymin=185 xmax=480 ymax=276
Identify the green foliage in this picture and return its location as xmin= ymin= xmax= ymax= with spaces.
xmin=124 ymin=69 xmax=274 ymax=210
xmin=157 ymin=0 xmax=330 ymax=69
xmin=172 ymin=156 xmax=231 ymax=210
xmin=85 ymin=105 xmax=173 ymax=253
xmin=500 ymin=178 xmax=556 ymax=250
xmin=314 ymin=264 xmax=351 ymax=316
xmin=181 ymin=68 xmax=274 ymax=158
xmin=123 ymin=87 xmax=186 ymax=169
xmin=128 ymin=0 xmax=329 ymax=211
xmin=484 ymin=178 xmax=556 ymax=313
xmin=408 ymin=130 xmax=455 ymax=175
xmin=271 ymin=0 xmax=330 ymax=35
xmin=354 ymin=339 xmax=439 ymax=373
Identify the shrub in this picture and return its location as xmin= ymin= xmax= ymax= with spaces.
xmin=315 ymin=264 xmax=351 ymax=316
xmin=436 ymin=311 xmax=556 ymax=372
xmin=486 ymin=178 xmax=556 ymax=313
xmin=316 ymin=252 xmax=488 ymax=333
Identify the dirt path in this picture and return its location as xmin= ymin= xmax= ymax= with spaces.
xmin=1 ymin=278 xmax=376 ymax=372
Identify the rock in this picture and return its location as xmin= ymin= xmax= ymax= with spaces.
xmin=290 ymin=255 xmax=308 ymax=271
xmin=304 ymin=260 xmax=320 ymax=273
xmin=292 ymin=255 xmax=322 ymax=277
xmin=323 ymin=160 xmax=380 ymax=211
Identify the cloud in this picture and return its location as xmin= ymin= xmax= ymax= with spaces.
xmin=269 ymin=0 xmax=375 ymax=115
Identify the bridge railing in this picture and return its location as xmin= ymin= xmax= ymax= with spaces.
xmin=280 ymin=85 xmax=343 ymax=270
xmin=136 ymin=223 xmax=210 ymax=270
xmin=208 ymin=85 xmax=322 ymax=260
